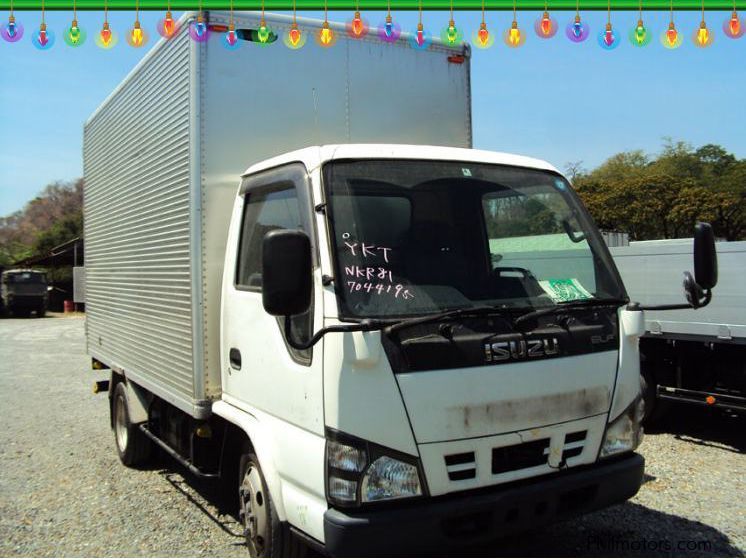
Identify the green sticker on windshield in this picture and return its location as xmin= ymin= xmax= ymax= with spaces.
xmin=539 ymin=278 xmax=593 ymax=303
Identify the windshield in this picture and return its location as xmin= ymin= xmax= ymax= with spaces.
xmin=324 ymin=159 xmax=625 ymax=319
xmin=5 ymin=272 xmax=46 ymax=284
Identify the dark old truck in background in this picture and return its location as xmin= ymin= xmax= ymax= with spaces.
xmin=1 ymin=269 xmax=49 ymax=318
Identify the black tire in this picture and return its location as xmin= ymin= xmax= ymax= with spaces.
xmin=238 ymin=449 xmax=305 ymax=557
xmin=640 ymin=368 xmax=668 ymax=426
xmin=36 ymin=307 xmax=46 ymax=318
xmin=112 ymin=382 xmax=153 ymax=467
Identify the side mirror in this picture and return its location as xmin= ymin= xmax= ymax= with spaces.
xmin=262 ymin=229 xmax=312 ymax=317
xmin=693 ymin=222 xmax=717 ymax=290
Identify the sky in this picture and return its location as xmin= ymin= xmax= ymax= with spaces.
xmin=1 ymin=8 xmax=745 ymax=216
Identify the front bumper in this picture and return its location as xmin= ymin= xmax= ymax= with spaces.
xmin=323 ymin=452 xmax=644 ymax=556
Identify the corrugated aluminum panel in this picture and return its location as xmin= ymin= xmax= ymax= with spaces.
xmin=83 ymin=26 xmax=203 ymax=414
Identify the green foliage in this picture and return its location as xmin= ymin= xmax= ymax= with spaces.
xmin=574 ymin=142 xmax=745 ymax=241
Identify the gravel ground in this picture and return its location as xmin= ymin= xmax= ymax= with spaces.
xmin=0 ymin=316 xmax=743 ymax=557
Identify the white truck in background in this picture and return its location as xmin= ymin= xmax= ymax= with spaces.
xmin=83 ymin=10 xmax=717 ymax=556
xmin=612 ymin=240 xmax=745 ymax=421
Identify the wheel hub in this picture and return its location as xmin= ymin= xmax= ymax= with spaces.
xmin=240 ymin=464 xmax=268 ymax=555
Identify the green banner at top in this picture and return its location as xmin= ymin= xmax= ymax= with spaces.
xmin=2 ymin=0 xmax=744 ymax=8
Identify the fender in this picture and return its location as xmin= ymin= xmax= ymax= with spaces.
xmin=610 ymin=308 xmax=644 ymax=420
xmin=212 ymin=399 xmax=287 ymax=521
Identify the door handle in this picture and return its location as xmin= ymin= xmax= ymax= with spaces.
xmin=229 ymin=348 xmax=242 ymax=370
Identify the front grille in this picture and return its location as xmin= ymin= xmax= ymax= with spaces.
xmin=492 ymin=438 xmax=550 ymax=474
xmin=445 ymin=451 xmax=476 ymax=481
xmin=562 ymin=430 xmax=587 ymax=462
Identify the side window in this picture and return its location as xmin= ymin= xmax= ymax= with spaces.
xmin=236 ymin=187 xmax=303 ymax=290
xmin=235 ymin=182 xmax=313 ymax=364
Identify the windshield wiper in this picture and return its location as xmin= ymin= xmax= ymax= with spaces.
xmin=514 ymin=297 xmax=629 ymax=326
xmin=385 ymin=306 xmax=514 ymax=335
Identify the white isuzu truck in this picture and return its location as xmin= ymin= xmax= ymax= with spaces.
xmin=83 ymin=10 xmax=717 ymax=556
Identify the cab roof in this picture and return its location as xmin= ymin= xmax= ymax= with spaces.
xmin=242 ymin=144 xmax=560 ymax=177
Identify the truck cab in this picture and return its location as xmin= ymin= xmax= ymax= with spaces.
xmin=216 ymin=144 xmax=646 ymax=555
xmin=1 ymin=269 xmax=49 ymax=318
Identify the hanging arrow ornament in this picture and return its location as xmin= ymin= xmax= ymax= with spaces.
xmin=1 ymin=0 xmax=24 ymax=42
xmin=32 ymin=0 xmax=54 ymax=49
xmin=378 ymin=0 xmax=400 ymax=43
xmin=410 ymin=0 xmax=430 ymax=49
xmin=565 ymin=0 xmax=589 ymax=42
xmin=598 ymin=0 xmax=620 ymax=49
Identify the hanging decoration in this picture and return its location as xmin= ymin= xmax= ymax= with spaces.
xmin=222 ymin=0 xmax=239 ymax=49
xmin=629 ymin=0 xmax=650 ymax=45
xmin=565 ymin=0 xmax=589 ymax=42
xmin=157 ymin=0 xmax=178 ymax=39
xmin=127 ymin=0 xmax=148 ymax=47
xmin=283 ymin=0 xmax=306 ymax=49
xmin=597 ymin=0 xmax=620 ymax=49
xmin=534 ymin=0 xmax=557 ymax=38
xmin=723 ymin=0 xmax=744 ymax=38
xmin=32 ymin=0 xmax=54 ymax=49
xmin=346 ymin=0 xmax=368 ymax=38
xmin=64 ymin=0 xmax=86 ymax=46
xmin=253 ymin=0 xmax=275 ymax=44
xmin=95 ymin=0 xmax=117 ymax=48
xmin=660 ymin=0 xmax=682 ymax=47
xmin=410 ymin=0 xmax=430 ymax=49
xmin=378 ymin=0 xmax=401 ymax=43
xmin=441 ymin=0 xmax=463 ymax=45
xmin=189 ymin=0 xmax=210 ymax=42
xmin=316 ymin=0 xmax=336 ymax=46
xmin=503 ymin=0 xmax=525 ymax=47
xmin=472 ymin=0 xmax=493 ymax=48
xmin=1 ymin=0 xmax=24 ymax=42
xmin=693 ymin=0 xmax=714 ymax=46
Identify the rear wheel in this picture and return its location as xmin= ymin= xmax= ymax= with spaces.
xmin=238 ymin=450 xmax=305 ymax=557
xmin=112 ymin=382 xmax=153 ymax=467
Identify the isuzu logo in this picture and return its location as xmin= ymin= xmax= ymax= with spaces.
xmin=484 ymin=338 xmax=560 ymax=362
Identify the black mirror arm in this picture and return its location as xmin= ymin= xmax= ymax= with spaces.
xmin=283 ymin=315 xmax=385 ymax=350
xmin=636 ymin=289 xmax=712 ymax=311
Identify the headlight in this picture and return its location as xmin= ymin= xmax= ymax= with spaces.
xmin=600 ymin=398 xmax=644 ymax=458
xmin=361 ymin=456 xmax=422 ymax=502
xmin=326 ymin=432 xmax=424 ymax=507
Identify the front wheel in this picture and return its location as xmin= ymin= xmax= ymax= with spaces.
xmin=112 ymin=382 xmax=152 ymax=467
xmin=238 ymin=450 xmax=305 ymax=557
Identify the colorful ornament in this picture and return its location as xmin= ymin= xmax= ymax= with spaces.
xmin=347 ymin=10 xmax=368 ymax=38
xmin=157 ymin=10 xmax=178 ymax=39
xmin=566 ymin=14 xmax=589 ymax=42
xmin=189 ymin=13 xmax=210 ymax=42
xmin=441 ymin=19 xmax=463 ymax=45
xmin=504 ymin=20 xmax=525 ymax=47
xmin=95 ymin=20 xmax=119 ymax=48
xmin=693 ymin=20 xmax=713 ymax=47
xmin=64 ymin=18 xmax=86 ymax=46
xmin=126 ymin=19 xmax=149 ymax=47
xmin=629 ymin=19 xmax=651 ymax=46
xmin=473 ymin=21 xmax=494 ymax=48
xmin=284 ymin=21 xmax=305 ymax=49
xmin=535 ymin=8 xmax=557 ymax=38
xmin=660 ymin=21 xmax=682 ymax=48
xmin=723 ymin=9 xmax=744 ymax=38
xmin=598 ymin=21 xmax=620 ymax=49
xmin=32 ymin=21 xmax=55 ymax=49
xmin=1 ymin=13 xmax=24 ymax=42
